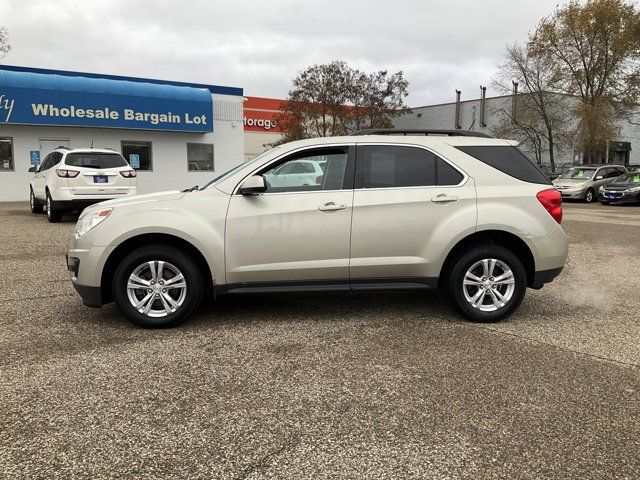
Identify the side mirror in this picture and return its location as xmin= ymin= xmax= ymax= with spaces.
xmin=595 ymin=175 xmax=604 ymax=180
xmin=28 ymin=165 xmax=38 ymax=173
xmin=239 ymin=175 xmax=267 ymax=195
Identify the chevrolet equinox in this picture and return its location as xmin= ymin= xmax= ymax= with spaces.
xmin=67 ymin=129 xmax=568 ymax=328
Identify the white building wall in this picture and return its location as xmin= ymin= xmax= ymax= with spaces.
xmin=0 ymin=93 xmax=244 ymax=202
xmin=244 ymin=131 xmax=281 ymax=160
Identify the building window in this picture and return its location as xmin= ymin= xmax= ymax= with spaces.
xmin=187 ymin=143 xmax=214 ymax=171
xmin=121 ymin=141 xmax=152 ymax=171
xmin=0 ymin=138 xmax=14 ymax=171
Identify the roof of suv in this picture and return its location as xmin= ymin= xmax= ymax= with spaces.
xmin=278 ymin=135 xmax=517 ymax=150
xmin=57 ymin=148 xmax=120 ymax=155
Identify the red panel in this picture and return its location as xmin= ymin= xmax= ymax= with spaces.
xmin=243 ymin=96 xmax=285 ymax=132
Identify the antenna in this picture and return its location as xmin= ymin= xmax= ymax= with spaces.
xmin=91 ymin=139 xmax=94 ymax=148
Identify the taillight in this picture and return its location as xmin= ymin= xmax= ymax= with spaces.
xmin=316 ymin=175 xmax=323 ymax=185
xmin=537 ymin=188 xmax=562 ymax=224
xmin=120 ymin=170 xmax=137 ymax=178
xmin=56 ymin=169 xmax=79 ymax=178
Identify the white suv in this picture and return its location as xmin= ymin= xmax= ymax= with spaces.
xmin=66 ymin=130 xmax=568 ymax=328
xmin=29 ymin=147 xmax=137 ymax=222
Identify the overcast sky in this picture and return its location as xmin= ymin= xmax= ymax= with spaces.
xmin=1 ymin=0 xmax=561 ymax=106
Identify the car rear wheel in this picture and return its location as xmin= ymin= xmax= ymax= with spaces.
xmin=45 ymin=191 xmax=62 ymax=223
xmin=584 ymin=188 xmax=595 ymax=203
xmin=447 ymin=245 xmax=526 ymax=322
xmin=30 ymin=188 xmax=43 ymax=214
xmin=112 ymin=244 xmax=203 ymax=328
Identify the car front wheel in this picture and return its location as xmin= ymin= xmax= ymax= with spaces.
xmin=447 ymin=245 xmax=527 ymax=322
xmin=112 ymin=244 xmax=204 ymax=328
xmin=584 ymin=188 xmax=595 ymax=203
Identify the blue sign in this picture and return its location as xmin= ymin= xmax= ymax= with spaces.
xmin=30 ymin=150 xmax=40 ymax=165
xmin=129 ymin=154 xmax=140 ymax=169
xmin=0 ymin=70 xmax=213 ymax=132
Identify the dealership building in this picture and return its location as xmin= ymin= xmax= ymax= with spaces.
xmin=0 ymin=65 xmax=247 ymax=202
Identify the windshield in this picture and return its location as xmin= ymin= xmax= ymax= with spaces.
xmin=560 ymin=168 xmax=596 ymax=180
xmin=613 ymin=171 xmax=640 ymax=184
xmin=65 ymin=153 xmax=128 ymax=169
xmin=199 ymin=147 xmax=281 ymax=190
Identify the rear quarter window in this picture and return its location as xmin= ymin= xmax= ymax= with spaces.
xmin=455 ymin=145 xmax=551 ymax=185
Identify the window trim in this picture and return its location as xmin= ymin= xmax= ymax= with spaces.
xmin=187 ymin=142 xmax=215 ymax=172
xmin=232 ymin=143 xmax=356 ymax=195
xmin=354 ymin=143 xmax=469 ymax=191
xmin=0 ymin=137 xmax=15 ymax=172
xmin=121 ymin=140 xmax=153 ymax=172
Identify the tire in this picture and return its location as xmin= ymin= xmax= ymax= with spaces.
xmin=112 ymin=244 xmax=204 ymax=328
xmin=45 ymin=191 xmax=62 ymax=223
xmin=30 ymin=188 xmax=43 ymax=214
xmin=446 ymin=245 xmax=527 ymax=323
xmin=584 ymin=188 xmax=595 ymax=203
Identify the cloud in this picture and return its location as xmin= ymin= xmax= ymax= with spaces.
xmin=1 ymin=0 xmax=560 ymax=105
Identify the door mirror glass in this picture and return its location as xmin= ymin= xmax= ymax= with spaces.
xmin=595 ymin=175 xmax=604 ymax=180
xmin=239 ymin=175 xmax=267 ymax=195
xmin=28 ymin=165 xmax=38 ymax=173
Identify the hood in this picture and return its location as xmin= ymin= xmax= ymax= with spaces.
xmin=89 ymin=190 xmax=186 ymax=209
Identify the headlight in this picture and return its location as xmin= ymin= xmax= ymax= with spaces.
xmin=625 ymin=186 xmax=640 ymax=193
xmin=572 ymin=182 xmax=585 ymax=189
xmin=75 ymin=208 xmax=113 ymax=237
xmin=598 ymin=186 xmax=605 ymax=193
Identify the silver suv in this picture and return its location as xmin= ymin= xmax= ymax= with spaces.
xmin=66 ymin=130 xmax=568 ymax=328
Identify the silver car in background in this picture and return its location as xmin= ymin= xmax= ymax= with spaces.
xmin=553 ymin=164 xmax=627 ymax=202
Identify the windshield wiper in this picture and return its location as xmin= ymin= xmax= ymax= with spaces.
xmin=182 ymin=185 xmax=199 ymax=192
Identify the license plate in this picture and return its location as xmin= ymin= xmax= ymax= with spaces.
xmin=93 ymin=176 xmax=108 ymax=184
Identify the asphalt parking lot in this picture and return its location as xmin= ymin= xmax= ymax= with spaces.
xmin=1 ymin=202 xmax=639 ymax=479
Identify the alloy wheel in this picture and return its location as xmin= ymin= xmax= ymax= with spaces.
xmin=126 ymin=261 xmax=187 ymax=318
xmin=585 ymin=190 xmax=594 ymax=202
xmin=462 ymin=258 xmax=515 ymax=312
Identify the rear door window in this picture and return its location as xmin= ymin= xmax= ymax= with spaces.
xmin=356 ymin=145 xmax=464 ymax=188
xmin=65 ymin=153 xmax=128 ymax=169
xmin=456 ymin=145 xmax=551 ymax=185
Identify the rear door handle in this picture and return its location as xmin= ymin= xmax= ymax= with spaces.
xmin=431 ymin=194 xmax=459 ymax=203
xmin=318 ymin=201 xmax=347 ymax=212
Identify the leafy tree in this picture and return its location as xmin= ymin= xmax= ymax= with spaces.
xmin=493 ymin=43 xmax=571 ymax=170
xmin=530 ymin=0 xmax=640 ymax=160
xmin=274 ymin=61 xmax=409 ymax=144
xmin=0 ymin=26 xmax=11 ymax=60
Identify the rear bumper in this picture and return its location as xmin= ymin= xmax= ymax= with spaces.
xmin=531 ymin=267 xmax=564 ymax=289
xmin=54 ymin=199 xmax=112 ymax=211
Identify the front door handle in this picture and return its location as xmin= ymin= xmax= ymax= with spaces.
xmin=318 ymin=201 xmax=347 ymax=212
xmin=431 ymin=194 xmax=459 ymax=203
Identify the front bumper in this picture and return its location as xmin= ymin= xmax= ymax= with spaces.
xmin=556 ymin=187 xmax=587 ymax=199
xmin=66 ymin=253 xmax=104 ymax=307
xmin=599 ymin=190 xmax=640 ymax=202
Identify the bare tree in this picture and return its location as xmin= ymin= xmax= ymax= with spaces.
xmin=0 ymin=26 xmax=11 ymax=60
xmin=530 ymin=0 xmax=640 ymax=160
xmin=493 ymin=44 xmax=570 ymax=170
xmin=273 ymin=61 xmax=409 ymax=144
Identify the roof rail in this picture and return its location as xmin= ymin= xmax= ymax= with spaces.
xmin=352 ymin=128 xmax=493 ymax=138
